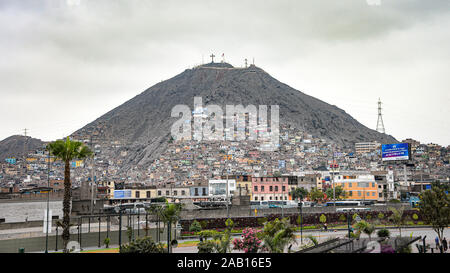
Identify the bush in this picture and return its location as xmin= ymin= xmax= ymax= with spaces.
xmin=388 ymin=199 xmax=401 ymax=203
xmin=339 ymin=214 xmax=346 ymax=222
xmin=377 ymin=228 xmax=390 ymax=238
xmin=189 ymin=220 xmax=202 ymax=233
xmin=120 ymin=237 xmax=165 ymax=253
xmin=257 ymin=217 xmax=268 ymax=226
xmin=232 ymin=228 xmax=263 ymax=253
xmin=104 ymin=237 xmax=110 ymax=248
xmin=412 ymin=214 xmax=419 ymax=221
xmin=197 ymin=240 xmax=216 ymax=253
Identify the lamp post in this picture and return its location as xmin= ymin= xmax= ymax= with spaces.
xmin=45 ymin=149 xmax=50 ymax=253
xmin=298 ymin=198 xmax=303 ymax=244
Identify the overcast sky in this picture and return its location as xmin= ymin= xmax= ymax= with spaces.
xmin=0 ymin=0 xmax=449 ymax=146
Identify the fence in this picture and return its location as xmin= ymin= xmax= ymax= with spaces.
xmin=0 ymin=212 xmax=172 ymax=253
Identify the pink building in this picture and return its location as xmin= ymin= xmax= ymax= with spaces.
xmin=251 ymin=176 xmax=289 ymax=201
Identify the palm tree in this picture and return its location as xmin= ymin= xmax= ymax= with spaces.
xmin=156 ymin=201 xmax=182 ymax=253
xmin=261 ymin=218 xmax=296 ymax=253
xmin=47 ymin=137 xmax=92 ymax=253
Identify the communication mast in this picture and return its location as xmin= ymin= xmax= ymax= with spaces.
xmin=376 ymin=98 xmax=385 ymax=134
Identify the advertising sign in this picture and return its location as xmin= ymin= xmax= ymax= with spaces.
xmin=381 ymin=143 xmax=410 ymax=161
xmin=114 ymin=189 xmax=132 ymax=199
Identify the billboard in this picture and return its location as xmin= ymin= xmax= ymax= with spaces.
xmin=114 ymin=189 xmax=132 ymax=199
xmin=381 ymin=143 xmax=411 ymax=161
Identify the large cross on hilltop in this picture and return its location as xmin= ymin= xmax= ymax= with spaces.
xmin=210 ymin=53 xmax=215 ymax=63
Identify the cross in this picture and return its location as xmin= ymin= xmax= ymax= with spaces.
xmin=210 ymin=54 xmax=215 ymax=63
xmin=245 ymin=58 xmax=248 ymax=68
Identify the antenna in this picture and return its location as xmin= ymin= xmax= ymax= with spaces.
xmin=23 ymin=128 xmax=28 ymax=137
xmin=252 ymin=57 xmax=255 ymax=65
xmin=244 ymin=58 xmax=248 ymax=68
xmin=376 ymin=98 xmax=385 ymax=134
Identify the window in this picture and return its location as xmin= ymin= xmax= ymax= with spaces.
xmin=261 ymin=186 xmax=265 ymax=191
xmin=372 ymin=182 xmax=375 ymax=187
xmin=367 ymin=192 xmax=370 ymax=196
xmin=166 ymin=190 xmax=169 ymax=196
xmin=146 ymin=191 xmax=151 ymax=198
xmin=202 ymin=188 xmax=206 ymax=196
xmin=270 ymin=186 xmax=273 ymax=191
xmin=195 ymin=188 xmax=199 ymax=196
xmin=349 ymin=191 xmax=352 ymax=196
xmin=372 ymin=192 xmax=375 ymax=196
xmin=158 ymin=190 xmax=161 ymax=196
xmin=269 ymin=196 xmax=272 ymax=200
xmin=349 ymin=183 xmax=352 ymax=187
xmin=285 ymin=196 xmax=287 ymax=200
xmin=261 ymin=196 xmax=264 ymax=201
xmin=275 ymin=186 xmax=278 ymax=192
xmin=182 ymin=190 xmax=186 ymax=196
xmin=275 ymin=196 xmax=278 ymax=200
xmin=255 ymin=196 xmax=258 ymax=201
xmin=358 ymin=191 xmax=361 ymax=196
xmin=174 ymin=190 xmax=178 ymax=196
xmin=135 ymin=191 xmax=140 ymax=198
xmin=254 ymin=186 xmax=258 ymax=192
xmin=282 ymin=186 xmax=286 ymax=191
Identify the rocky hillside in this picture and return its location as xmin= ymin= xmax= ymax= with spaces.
xmin=73 ymin=62 xmax=396 ymax=170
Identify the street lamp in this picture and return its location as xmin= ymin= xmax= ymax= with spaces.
xmin=298 ymin=199 xmax=303 ymax=244
xmin=45 ymin=148 xmax=50 ymax=253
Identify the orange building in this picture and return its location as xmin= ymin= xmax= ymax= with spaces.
xmin=334 ymin=174 xmax=378 ymax=201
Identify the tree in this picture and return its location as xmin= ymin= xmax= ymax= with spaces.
xmin=290 ymin=187 xmax=308 ymax=201
xmin=308 ymin=188 xmax=324 ymax=203
xmin=261 ymin=218 xmax=296 ymax=253
xmin=47 ymin=137 xmax=92 ymax=253
xmin=325 ymin=186 xmax=347 ymax=201
xmin=418 ymin=186 xmax=450 ymax=249
xmin=149 ymin=201 xmax=183 ymax=253
xmin=189 ymin=220 xmax=202 ymax=233
xmin=389 ymin=207 xmax=406 ymax=237
xmin=213 ymin=218 xmax=234 ymax=253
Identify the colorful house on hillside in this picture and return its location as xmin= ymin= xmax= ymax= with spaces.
xmin=251 ymin=176 xmax=288 ymax=202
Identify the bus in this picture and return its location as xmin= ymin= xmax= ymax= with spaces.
xmin=324 ymin=201 xmax=363 ymax=207
xmin=250 ymin=201 xmax=269 ymax=209
xmin=336 ymin=207 xmax=371 ymax=212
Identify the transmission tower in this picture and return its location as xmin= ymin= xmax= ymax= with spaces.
xmin=376 ymin=98 xmax=385 ymax=134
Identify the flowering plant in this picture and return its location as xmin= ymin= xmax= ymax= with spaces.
xmin=232 ymin=228 xmax=263 ymax=253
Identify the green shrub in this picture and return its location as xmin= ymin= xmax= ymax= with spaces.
xmin=257 ymin=217 xmax=268 ymax=226
xmin=189 ymin=220 xmax=202 ymax=233
xmin=377 ymin=228 xmax=390 ymax=238
xmin=406 ymin=221 xmax=414 ymax=226
xmin=319 ymin=214 xmax=327 ymax=224
xmin=378 ymin=212 xmax=385 ymax=220
xmin=104 ymin=237 xmax=110 ymax=248
xmin=412 ymin=214 xmax=419 ymax=220
xmin=199 ymin=220 xmax=208 ymax=229
xmin=417 ymin=221 xmax=424 ymax=225
xmin=339 ymin=214 xmax=346 ymax=222
xmin=120 ymin=237 xmax=165 ymax=253
xmin=197 ymin=240 xmax=216 ymax=253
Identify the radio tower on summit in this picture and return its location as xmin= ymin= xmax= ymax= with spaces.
xmin=376 ymin=98 xmax=385 ymax=134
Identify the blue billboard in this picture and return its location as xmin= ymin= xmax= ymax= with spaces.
xmin=382 ymin=143 xmax=410 ymax=161
xmin=113 ymin=190 xmax=132 ymax=199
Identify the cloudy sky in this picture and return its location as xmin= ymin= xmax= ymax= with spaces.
xmin=0 ymin=0 xmax=449 ymax=146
